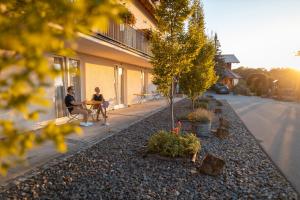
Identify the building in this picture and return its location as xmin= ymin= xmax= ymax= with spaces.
xmin=20 ymin=0 xmax=158 ymax=129
xmin=219 ymin=54 xmax=241 ymax=89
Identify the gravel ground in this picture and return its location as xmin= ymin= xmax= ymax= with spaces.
xmin=0 ymin=99 xmax=298 ymax=199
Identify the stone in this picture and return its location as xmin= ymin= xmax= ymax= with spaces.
xmin=219 ymin=117 xmax=230 ymax=129
xmin=214 ymin=108 xmax=222 ymax=114
xmin=198 ymin=154 xmax=225 ymax=176
xmin=215 ymin=127 xmax=230 ymax=139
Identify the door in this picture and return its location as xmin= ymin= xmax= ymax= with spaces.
xmin=68 ymin=59 xmax=81 ymax=101
xmin=115 ymin=66 xmax=125 ymax=105
xmin=53 ymin=57 xmax=67 ymax=118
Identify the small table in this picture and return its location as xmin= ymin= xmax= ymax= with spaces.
xmin=133 ymin=93 xmax=151 ymax=103
xmin=85 ymin=100 xmax=102 ymax=106
xmin=85 ymin=100 xmax=103 ymax=121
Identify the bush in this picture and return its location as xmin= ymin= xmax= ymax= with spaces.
xmin=187 ymin=108 xmax=213 ymax=123
xmin=194 ymin=101 xmax=209 ymax=110
xmin=147 ymin=131 xmax=201 ymax=158
xmin=196 ymin=97 xmax=210 ymax=103
xmin=233 ymin=80 xmax=251 ymax=96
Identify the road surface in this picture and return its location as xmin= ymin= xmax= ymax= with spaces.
xmin=213 ymin=94 xmax=300 ymax=193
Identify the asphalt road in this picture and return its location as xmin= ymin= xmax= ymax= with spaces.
xmin=213 ymin=94 xmax=300 ymax=193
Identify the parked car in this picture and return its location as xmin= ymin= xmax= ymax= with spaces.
xmin=216 ymin=85 xmax=230 ymax=94
xmin=212 ymin=83 xmax=229 ymax=94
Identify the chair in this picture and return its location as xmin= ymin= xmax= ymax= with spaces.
xmin=90 ymin=101 xmax=109 ymax=121
xmin=151 ymin=91 xmax=161 ymax=100
xmin=66 ymin=107 xmax=80 ymax=122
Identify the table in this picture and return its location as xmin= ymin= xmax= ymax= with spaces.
xmin=133 ymin=93 xmax=152 ymax=103
xmin=85 ymin=100 xmax=102 ymax=106
xmin=85 ymin=100 xmax=103 ymax=121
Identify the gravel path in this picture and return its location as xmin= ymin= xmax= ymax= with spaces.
xmin=0 ymin=99 xmax=298 ymax=199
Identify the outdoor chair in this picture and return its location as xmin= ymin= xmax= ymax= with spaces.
xmin=90 ymin=101 xmax=110 ymax=122
xmin=151 ymin=91 xmax=161 ymax=100
xmin=66 ymin=107 xmax=80 ymax=122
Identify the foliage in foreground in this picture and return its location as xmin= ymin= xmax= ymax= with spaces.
xmin=147 ymin=131 xmax=201 ymax=158
xmin=0 ymin=0 xmax=126 ymax=175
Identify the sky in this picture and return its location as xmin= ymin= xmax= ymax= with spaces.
xmin=202 ymin=0 xmax=300 ymax=70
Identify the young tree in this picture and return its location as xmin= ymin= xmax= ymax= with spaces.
xmin=179 ymin=1 xmax=216 ymax=109
xmin=180 ymin=39 xmax=217 ymax=110
xmin=213 ymin=33 xmax=225 ymax=80
xmin=0 ymin=0 xmax=126 ymax=174
xmin=151 ymin=0 xmax=195 ymax=129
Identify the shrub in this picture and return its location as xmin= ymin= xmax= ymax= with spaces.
xmin=147 ymin=131 xmax=201 ymax=158
xmin=216 ymin=100 xmax=223 ymax=106
xmin=196 ymin=98 xmax=210 ymax=104
xmin=194 ymin=101 xmax=209 ymax=110
xmin=187 ymin=108 xmax=213 ymax=123
xmin=233 ymin=80 xmax=251 ymax=96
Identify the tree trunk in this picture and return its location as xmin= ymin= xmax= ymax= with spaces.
xmin=192 ymin=98 xmax=195 ymax=110
xmin=170 ymin=78 xmax=175 ymax=130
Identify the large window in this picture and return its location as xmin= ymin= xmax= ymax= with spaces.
xmin=53 ymin=57 xmax=81 ymax=118
xmin=68 ymin=59 xmax=81 ymax=101
xmin=53 ymin=57 xmax=67 ymax=118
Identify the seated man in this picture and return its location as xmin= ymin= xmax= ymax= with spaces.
xmin=91 ymin=87 xmax=108 ymax=121
xmin=65 ymin=86 xmax=92 ymax=126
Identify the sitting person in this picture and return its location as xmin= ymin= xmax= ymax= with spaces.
xmin=91 ymin=87 xmax=108 ymax=121
xmin=65 ymin=86 xmax=92 ymax=126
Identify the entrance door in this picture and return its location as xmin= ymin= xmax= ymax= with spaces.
xmin=68 ymin=59 xmax=81 ymax=101
xmin=115 ymin=66 xmax=124 ymax=106
xmin=53 ymin=57 xmax=67 ymax=118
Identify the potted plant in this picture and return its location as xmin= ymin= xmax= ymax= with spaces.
xmin=187 ymin=108 xmax=213 ymax=137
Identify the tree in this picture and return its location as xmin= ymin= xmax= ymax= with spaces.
xmin=180 ymin=39 xmax=217 ymax=109
xmin=0 ymin=0 xmax=126 ymax=175
xmin=213 ymin=33 xmax=225 ymax=80
xmin=151 ymin=0 xmax=196 ymax=129
xmin=179 ymin=2 xmax=216 ymax=109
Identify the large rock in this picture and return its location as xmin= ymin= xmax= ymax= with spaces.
xmin=219 ymin=117 xmax=230 ymax=129
xmin=214 ymin=108 xmax=222 ymax=114
xmin=215 ymin=127 xmax=230 ymax=139
xmin=198 ymin=154 xmax=225 ymax=176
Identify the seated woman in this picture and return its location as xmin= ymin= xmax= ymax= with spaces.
xmin=91 ymin=87 xmax=108 ymax=121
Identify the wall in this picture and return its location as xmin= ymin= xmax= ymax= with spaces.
xmin=79 ymin=53 xmax=117 ymax=106
xmin=126 ymin=0 xmax=156 ymax=30
xmin=127 ymin=68 xmax=143 ymax=104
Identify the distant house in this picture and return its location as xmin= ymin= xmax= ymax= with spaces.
xmin=219 ymin=54 xmax=241 ymax=89
xmin=297 ymin=50 xmax=300 ymax=56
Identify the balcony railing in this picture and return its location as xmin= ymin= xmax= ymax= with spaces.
xmin=96 ymin=21 xmax=151 ymax=56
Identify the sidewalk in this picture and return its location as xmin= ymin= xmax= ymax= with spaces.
xmin=0 ymin=98 xmax=182 ymax=186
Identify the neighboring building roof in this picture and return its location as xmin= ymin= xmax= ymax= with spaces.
xmin=223 ymin=69 xmax=242 ymax=79
xmin=220 ymin=54 xmax=240 ymax=63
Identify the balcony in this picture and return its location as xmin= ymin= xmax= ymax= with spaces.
xmin=95 ymin=21 xmax=151 ymax=57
